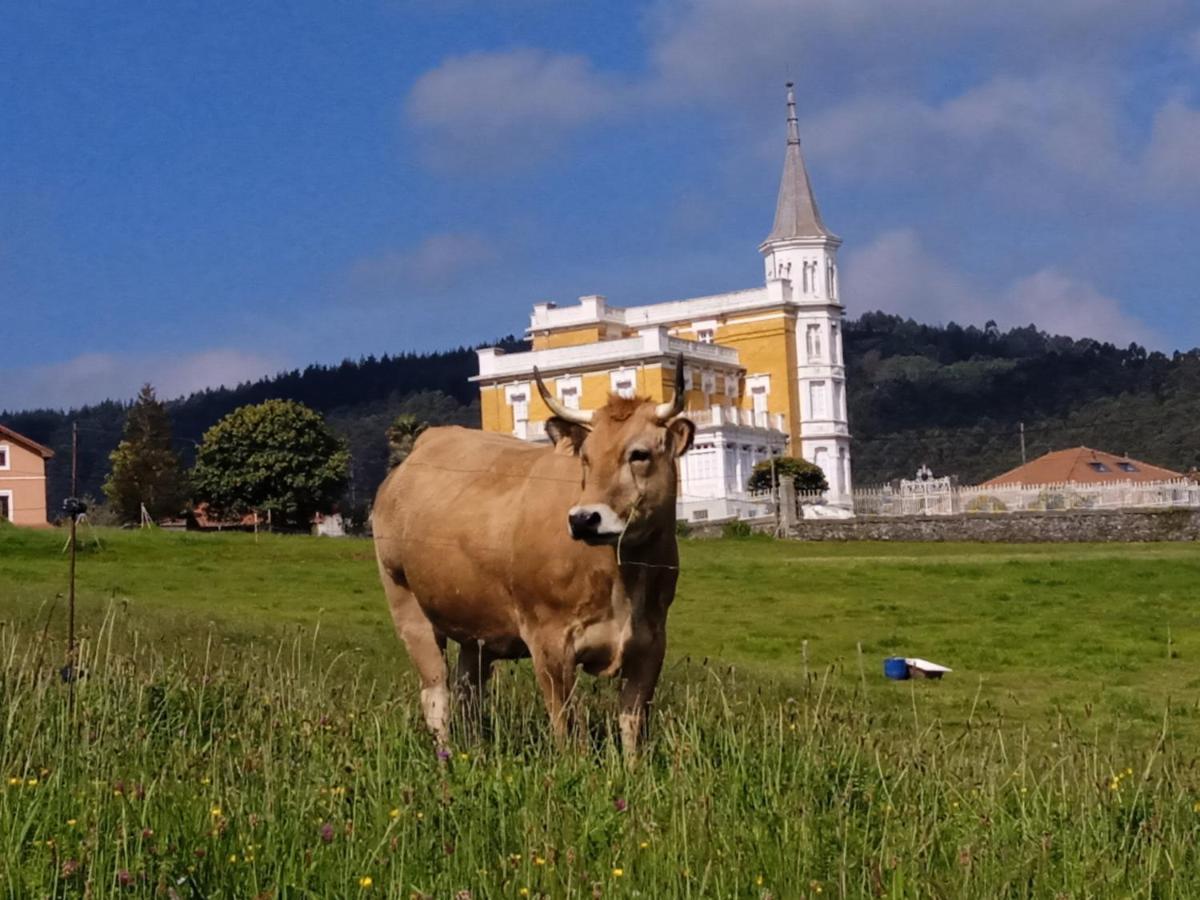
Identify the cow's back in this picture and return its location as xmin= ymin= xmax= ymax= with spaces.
xmin=373 ymin=426 xmax=594 ymax=647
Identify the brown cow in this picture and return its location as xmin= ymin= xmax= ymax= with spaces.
xmin=372 ymin=356 xmax=694 ymax=756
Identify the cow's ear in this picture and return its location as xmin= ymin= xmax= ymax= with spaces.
xmin=666 ymin=417 xmax=695 ymax=457
xmin=545 ymin=417 xmax=590 ymax=455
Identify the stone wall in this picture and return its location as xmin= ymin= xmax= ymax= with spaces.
xmin=783 ymin=508 xmax=1200 ymax=542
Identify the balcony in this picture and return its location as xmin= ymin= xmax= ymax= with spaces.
xmin=688 ymin=406 xmax=787 ymax=433
xmin=475 ymin=326 xmax=740 ymax=381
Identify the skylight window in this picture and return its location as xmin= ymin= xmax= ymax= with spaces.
xmin=1117 ymin=462 xmax=1138 ymax=473
xmin=1088 ymin=462 xmax=1110 ymax=473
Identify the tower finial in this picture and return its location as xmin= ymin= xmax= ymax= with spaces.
xmin=785 ymin=82 xmax=800 ymax=145
xmin=761 ymin=81 xmax=834 ymax=243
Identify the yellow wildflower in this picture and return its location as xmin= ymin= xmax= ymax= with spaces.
xmin=519 ymin=890 xmax=530 ymax=897
xmin=389 ymin=808 xmax=400 ymax=819
xmin=459 ymin=752 xmax=469 ymax=761
xmin=359 ymin=875 xmax=373 ymax=888
xmin=756 ymin=874 xmax=764 ymax=886
xmin=534 ymin=856 xmax=546 ymax=866
xmin=612 ymin=868 xmax=624 ymax=877
xmin=67 ymin=819 xmax=77 ymax=827
xmin=639 ymin=841 xmax=650 ymax=849
xmin=26 ymin=778 xmax=38 ymax=786
xmin=7 ymin=777 xmax=19 ymax=786
xmin=229 ymin=854 xmax=238 ymax=863
xmin=210 ymin=806 xmax=222 ymax=817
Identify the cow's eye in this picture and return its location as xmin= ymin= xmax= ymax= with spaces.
xmin=628 ymin=448 xmax=651 ymax=464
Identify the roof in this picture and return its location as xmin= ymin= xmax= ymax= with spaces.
xmin=983 ymin=447 xmax=1182 ymax=486
xmin=763 ymin=83 xmax=833 ymax=243
xmin=0 ymin=424 xmax=55 ymax=459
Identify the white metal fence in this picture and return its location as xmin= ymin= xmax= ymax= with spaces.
xmin=849 ymin=479 xmax=1200 ymax=517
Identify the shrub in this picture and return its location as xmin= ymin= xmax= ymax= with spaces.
xmin=747 ymin=457 xmax=828 ymax=493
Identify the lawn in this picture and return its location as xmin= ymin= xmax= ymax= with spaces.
xmin=2 ymin=525 xmax=1200 ymax=897
xmin=3 ymin=526 xmax=1199 ymax=739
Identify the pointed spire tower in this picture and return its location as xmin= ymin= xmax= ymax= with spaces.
xmin=759 ymin=82 xmax=842 ymax=297
xmin=764 ymin=82 xmax=833 ymax=243
xmin=759 ymin=83 xmax=853 ymax=503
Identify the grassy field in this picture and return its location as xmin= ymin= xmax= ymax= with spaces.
xmin=2 ymin=525 xmax=1200 ymax=897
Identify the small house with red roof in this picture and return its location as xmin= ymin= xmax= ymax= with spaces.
xmin=983 ymin=447 xmax=1182 ymax=487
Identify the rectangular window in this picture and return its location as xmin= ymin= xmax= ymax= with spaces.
xmin=809 ymin=380 xmax=828 ymax=418
xmin=751 ymin=385 xmax=768 ymax=414
xmin=556 ymin=376 xmax=582 ymax=410
xmin=1088 ymin=462 xmax=1109 ymax=473
xmin=0 ymin=491 xmax=10 ymax=521
xmin=805 ymin=324 xmax=823 ymax=362
xmin=0 ymin=445 xmax=8 ymax=470
xmin=696 ymin=328 xmax=714 ymax=344
xmin=830 ymin=324 xmax=840 ymax=364
xmin=610 ymin=368 xmax=637 ymax=398
xmin=510 ymin=392 xmax=528 ymax=424
xmin=1117 ymin=462 xmax=1137 ymax=472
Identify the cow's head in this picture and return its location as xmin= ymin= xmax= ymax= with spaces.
xmin=534 ymin=355 xmax=694 ymax=546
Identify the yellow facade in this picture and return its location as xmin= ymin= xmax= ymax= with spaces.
xmin=531 ymin=326 xmax=604 ymax=350
xmin=709 ymin=313 xmax=802 ymax=447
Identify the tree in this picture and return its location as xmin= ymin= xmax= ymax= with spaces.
xmin=385 ymin=414 xmax=428 ymax=470
xmin=747 ymin=456 xmax=828 ymax=493
xmin=191 ymin=399 xmax=349 ymax=528
xmin=102 ymin=384 xmax=186 ymax=523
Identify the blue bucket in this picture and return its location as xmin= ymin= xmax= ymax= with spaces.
xmin=883 ymin=657 xmax=910 ymax=680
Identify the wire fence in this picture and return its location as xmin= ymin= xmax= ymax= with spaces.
xmin=840 ymin=479 xmax=1200 ymax=518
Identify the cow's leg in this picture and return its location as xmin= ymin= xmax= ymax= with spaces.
xmin=529 ymin=633 xmax=577 ymax=743
xmin=381 ymin=569 xmax=450 ymax=746
xmin=617 ymin=629 xmax=666 ymax=762
xmin=454 ymin=640 xmax=494 ymax=733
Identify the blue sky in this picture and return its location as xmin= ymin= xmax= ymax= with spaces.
xmin=4 ymin=0 xmax=1199 ymax=410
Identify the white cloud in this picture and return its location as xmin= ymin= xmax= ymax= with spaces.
xmin=1001 ymin=269 xmax=1155 ymax=347
xmin=841 ymin=229 xmax=988 ymax=325
xmin=406 ymin=49 xmax=622 ymax=169
xmin=1 ymin=349 xmax=284 ymax=412
xmin=1145 ymin=98 xmax=1200 ymax=193
xmin=344 ymin=232 xmax=499 ymax=301
xmin=805 ymin=70 xmax=1127 ymax=205
xmin=644 ymin=0 xmax=1190 ymax=106
xmin=843 ymin=229 xmax=1159 ymax=347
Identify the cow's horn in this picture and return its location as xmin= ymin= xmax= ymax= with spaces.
xmin=654 ymin=354 xmax=687 ymax=422
xmin=533 ymin=367 xmax=594 ymax=424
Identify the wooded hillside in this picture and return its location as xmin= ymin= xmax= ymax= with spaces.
xmin=4 ymin=317 xmax=1197 ymax=517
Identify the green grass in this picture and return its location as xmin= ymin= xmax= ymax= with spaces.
xmin=2 ymin=525 xmax=1200 ymax=896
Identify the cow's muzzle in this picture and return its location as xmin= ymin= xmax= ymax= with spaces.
xmin=568 ymin=505 xmax=624 ymax=544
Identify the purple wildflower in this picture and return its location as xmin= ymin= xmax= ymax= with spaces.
xmin=117 ymin=869 xmax=133 ymax=887
xmin=436 ymin=747 xmax=451 ymax=762
xmin=613 ymin=797 xmax=628 ymax=813
xmin=319 ymin=822 xmax=335 ymax=845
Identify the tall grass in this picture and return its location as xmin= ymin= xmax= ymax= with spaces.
xmin=2 ymin=609 xmax=1200 ymax=898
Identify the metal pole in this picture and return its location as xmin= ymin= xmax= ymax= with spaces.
xmin=1019 ymin=421 xmax=1026 ymax=465
xmin=67 ymin=421 xmax=78 ymax=680
xmin=771 ymin=455 xmax=779 ymax=534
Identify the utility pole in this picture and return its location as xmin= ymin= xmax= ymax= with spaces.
xmin=66 ymin=421 xmax=78 ymax=683
xmin=1019 ymin=421 xmax=1027 ymax=465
